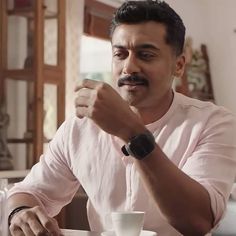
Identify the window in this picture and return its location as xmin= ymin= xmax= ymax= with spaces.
xmin=84 ymin=0 xmax=116 ymax=40
xmin=80 ymin=0 xmax=116 ymax=85
xmin=80 ymin=35 xmax=112 ymax=84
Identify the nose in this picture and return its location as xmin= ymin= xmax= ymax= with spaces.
xmin=123 ymin=54 xmax=141 ymax=75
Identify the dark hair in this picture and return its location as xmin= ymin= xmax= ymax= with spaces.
xmin=110 ymin=0 xmax=186 ymax=56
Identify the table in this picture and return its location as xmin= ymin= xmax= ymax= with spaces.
xmin=61 ymin=229 xmax=100 ymax=236
xmin=0 ymin=170 xmax=30 ymax=179
xmin=212 ymin=199 xmax=236 ymax=235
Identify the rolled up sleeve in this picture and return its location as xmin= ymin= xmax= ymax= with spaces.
xmin=182 ymin=110 xmax=236 ymax=225
xmin=8 ymin=118 xmax=80 ymax=217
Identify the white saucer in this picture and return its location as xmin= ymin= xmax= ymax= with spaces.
xmin=101 ymin=230 xmax=157 ymax=236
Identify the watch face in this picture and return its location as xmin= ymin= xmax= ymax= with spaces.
xmin=127 ymin=132 xmax=155 ymax=159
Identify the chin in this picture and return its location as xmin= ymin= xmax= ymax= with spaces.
xmin=122 ymin=94 xmax=143 ymax=107
xmin=121 ymin=88 xmax=149 ymax=107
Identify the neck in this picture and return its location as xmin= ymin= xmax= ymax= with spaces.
xmin=131 ymin=90 xmax=174 ymax=125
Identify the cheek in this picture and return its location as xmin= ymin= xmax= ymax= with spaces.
xmin=112 ymin=66 xmax=120 ymax=88
xmin=112 ymin=61 xmax=123 ymax=76
xmin=145 ymin=70 xmax=173 ymax=90
xmin=146 ymin=63 xmax=173 ymax=80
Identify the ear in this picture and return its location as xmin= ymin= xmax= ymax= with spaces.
xmin=173 ymin=54 xmax=186 ymax=78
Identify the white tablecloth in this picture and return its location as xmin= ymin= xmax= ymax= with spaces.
xmin=61 ymin=229 xmax=99 ymax=236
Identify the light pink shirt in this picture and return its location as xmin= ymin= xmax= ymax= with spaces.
xmin=8 ymin=92 xmax=236 ymax=236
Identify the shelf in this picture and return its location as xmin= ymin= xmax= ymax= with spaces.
xmin=8 ymin=8 xmax=34 ymax=18
xmin=3 ymin=69 xmax=33 ymax=81
xmin=0 ymin=169 xmax=30 ymax=179
xmin=1 ymin=0 xmax=66 ymax=226
xmin=7 ymin=138 xmax=51 ymax=144
xmin=7 ymin=138 xmax=33 ymax=144
xmin=7 ymin=9 xmax=58 ymax=19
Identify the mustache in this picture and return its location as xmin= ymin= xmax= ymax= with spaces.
xmin=117 ymin=74 xmax=149 ymax=87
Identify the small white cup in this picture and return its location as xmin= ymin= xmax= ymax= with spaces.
xmin=231 ymin=183 xmax=236 ymax=200
xmin=111 ymin=211 xmax=145 ymax=236
xmin=0 ymin=179 xmax=8 ymax=236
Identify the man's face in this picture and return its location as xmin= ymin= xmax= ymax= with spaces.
xmin=111 ymin=22 xmax=185 ymax=109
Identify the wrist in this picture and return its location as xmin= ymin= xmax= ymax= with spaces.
xmin=121 ymin=130 xmax=156 ymax=160
xmin=8 ymin=206 xmax=31 ymax=226
xmin=119 ymin=123 xmax=147 ymax=143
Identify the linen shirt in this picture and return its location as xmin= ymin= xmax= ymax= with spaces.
xmin=8 ymin=92 xmax=236 ymax=236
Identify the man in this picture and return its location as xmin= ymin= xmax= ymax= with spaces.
xmin=7 ymin=1 xmax=236 ymax=236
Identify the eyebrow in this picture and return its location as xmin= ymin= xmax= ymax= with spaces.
xmin=112 ymin=44 xmax=160 ymax=52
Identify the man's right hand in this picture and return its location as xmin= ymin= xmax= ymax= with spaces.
xmin=9 ymin=206 xmax=62 ymax=236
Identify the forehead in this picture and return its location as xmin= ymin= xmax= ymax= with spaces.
xmin=111 ymin=22 xmax=168 ymax=49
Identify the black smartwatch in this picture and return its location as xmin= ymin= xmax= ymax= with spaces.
xmin=121 ymin=130 xmax=155 ymax=160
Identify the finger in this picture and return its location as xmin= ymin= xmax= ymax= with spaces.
xmin=28 ymin=217 xmax=50 ymax=236
xmin=10 ymin=225 xmax=24 ymax=236
xmin=74 ymin=79 xmax=102 ymax=91
xmin=10 ymin=210 xmax=48 ymax=236
xmin=51 ymin=218 xmax=63 ymax=236
xmin=35 ymin=209 xmax=61 ymax=235
xmin=74 ymin=96 xmax=90 ymax=108
xmin=76 ymin=87 xmax=92 ymax=97
xmin=20 ymin=222 xmax=35 ymax=236
xmin=74 ymin=84 xmax=81 ymax=92
xmin=75 ymin=88 xmax=97 ymax=108
xmin=75 ymin=106 xmax=90 ymax=119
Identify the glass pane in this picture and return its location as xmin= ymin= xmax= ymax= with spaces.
xmin=8 ymin=143 xmax=28 ymax=170
xmin=80 ymin=35 xmax=112 ymax=85
xmin=6 ymin=79 xmax=27 ymax=139
xmin=7 ymin=1 xmax=35 ymax=70
xmin=44 ymin=0 xmax=58 ymax=16
xmin=43 ymin=84 xmax=57 ymax=142
xmin=7 ymin=16 xmax=29 ymax=69
xmin=44 ymin=0 xmax=58 ymax=66
xmin=44 ymin=19 xmax=58 ymax=66
xmin=2 ymin=79 xmax=32 ymax=170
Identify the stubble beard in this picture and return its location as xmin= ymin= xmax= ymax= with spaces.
xmin=120 ymin=88 xmax=145 ymax=107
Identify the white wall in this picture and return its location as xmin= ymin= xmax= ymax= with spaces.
xmin=165 ymin=0 xmax=236 ymax=114
xmin=204 ymin=0 xmax=236 ymax=113
xmin=165 ymin=0 xmax=209 ymax=48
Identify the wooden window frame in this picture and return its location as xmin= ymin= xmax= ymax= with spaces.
xmin=84 ymin=0 xmax=116 ymax=40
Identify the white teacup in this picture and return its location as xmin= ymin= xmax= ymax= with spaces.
xmin=111 ymin=211 xmax=145 ymax=236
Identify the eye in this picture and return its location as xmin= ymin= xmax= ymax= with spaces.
xmin=113 ymin=50 xmax=128 ymax=60
xmin=138 ymin=51 xmax=156 ymax=61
